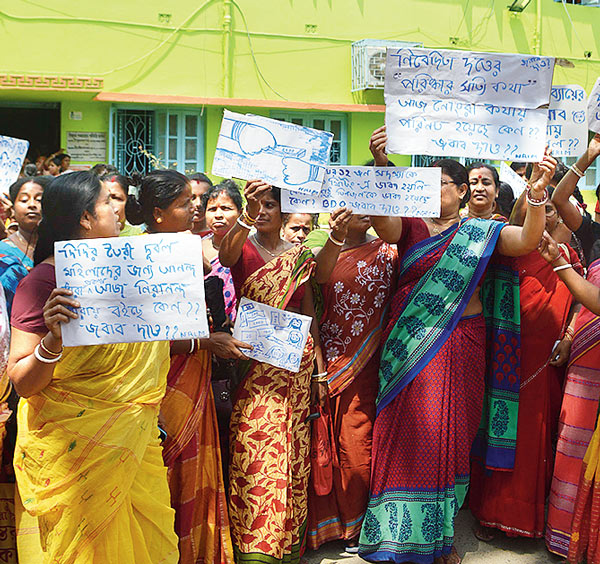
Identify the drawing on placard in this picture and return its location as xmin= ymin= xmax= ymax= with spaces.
xmin=212 ymin=110 xmax=333 ymax=194
xmin=0 ymin=135 xmax=29 ymax=193
xmin=233 ymin=297 xmax=312 ymax=373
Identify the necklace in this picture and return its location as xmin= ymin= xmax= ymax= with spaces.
xmin=426 ymin=217 xmax=461 ymax=235
xmin=252 ymin=234 xmax=281 ymax=258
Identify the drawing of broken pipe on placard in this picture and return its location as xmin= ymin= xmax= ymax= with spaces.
xmin=211 ymin=110 xmax=333 ymax=195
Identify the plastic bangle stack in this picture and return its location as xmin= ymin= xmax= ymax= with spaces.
xmin=34 ymin=344 xmax=62 ymax=364
xmin=563 ymin=326 xmax=575 ymax=341
xmin=328 ymin=232 xmax=345 ymax=247
xmin=311 ymin=371 xmax=329 ymax=383
xmin=188 ymin=338 xmax=201 ymax=355
xmin=570 ymin=164 xmax=585 ymax=178
xmin=526 ymin=187 xmax=548 ymax=207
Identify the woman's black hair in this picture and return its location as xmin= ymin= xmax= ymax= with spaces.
xmin=466 ymin=162 xmax=500 ymax=190
xmin=125 ymin=169 xmax=189 ymax=226
xmin=201 ymin=179 xmax=243 ymax=212
xmin=496 ymin=182 xmax=515 ymax=218
xmin=100 ymin=173 xmax=132 ymax=196
xmin=432 ymin=159 xmax=470 ymax=207
xmin=34 ymin=171 xmax=103 ymax=265
xmin=8 ymin=177 xmax=48 ymax=203
xmin=188 ymin=172 xmax=213 ymax=186
xmin=269 ymin=186 xmax=281 ymax=206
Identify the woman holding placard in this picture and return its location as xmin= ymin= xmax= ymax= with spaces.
xmin=219 ymin=182 xmax=349 ymax=564
xmin=465 ymin=163 xmax=508 ymax=222
xmin=358 ymin=126 xmax=555 ymax=564
xmin=8 ymin=171 xmax=179 ymax=563
xmin=126 ymin=169 xmax=251 ymax=564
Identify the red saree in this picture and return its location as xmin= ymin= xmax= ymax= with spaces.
xmin=546 ymin=259 xmax=600 ymax=556
xmin=228 ymin=245 xmax=315 ymax=564
xmin=470 ymin=247 xmax=578 ymax=537
xmin=161 ymin=349 xmax=234 ymax=564
xmin=307 ymin=239 xmax=397 ymax=549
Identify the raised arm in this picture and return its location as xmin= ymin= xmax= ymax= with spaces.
xmin=367 ymin=125 xmax=404 ymax=244
xmin=219 ymin=180 xmax=271 ymax=267
xmin=539 ymin=232 xmax=600 ymax=315
xmin=497 ymin=152 xmax=557 ymax=257
xmin=552 ymin=134 xmax=600 ymax=232
xmin=9 ymin=288 xmax=78 ymax=398
xmin=312 ymin=208 xmax=353 ymax=284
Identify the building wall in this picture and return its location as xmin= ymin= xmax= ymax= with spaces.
xmin=0 ymin=0 xmax=598 ymax=174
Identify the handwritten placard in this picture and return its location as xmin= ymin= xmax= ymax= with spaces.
xmin=588 ymin=77 xmax=600 ymax=134
xmin=55 ymin=233 xmax=209 ymax=347
xmin=233 ymin=297 xmax=311 ymax=373
xmin=385 ymin=48 xmax=554 ymax=108
xmin=499 ymin=162 xmax=528 ymax=199
xmin=281 ymin=166 xmax=441 ymax=217
xmin=212 ymin=110 xmax=333 ymax=195
xmin=0 ymin=135 xmax=29 ymax=193
xmin=66 ymin=131 xmax=107 ymax=162
xmin=384 ymin=47 xmax=554 ymax=161
xmin=546 ymin=85 xmax=588 ymax=157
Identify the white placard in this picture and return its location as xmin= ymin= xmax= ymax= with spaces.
xmin=66 ymin=131 xmax=107 ymax=162
xmin=385 ymin=48 xmax=554 ymax=108
xmin=385 ymin=98 xmax=548 ymax=161
xmin=0 ymin=135 xmax=29 ymax=193
xmin=499 ymin=162 xmax=528 ymax=198
xmin=233 ymin=297 xmax=311 ymax=373
xmin=282 ymin=166 xmax=441 ymax=217
xmin=547 ymin=85 xmax=588 ymax=157
xmin=55 ymin=233 xmax=209 ymax=347
xmin=212 ymin=110 xmax=333 ymax=194
xmin=588 ymin=77 xmax=600 ymax=134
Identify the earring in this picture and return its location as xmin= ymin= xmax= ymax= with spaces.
xmin=156 ymin=218 xmax=163 ymax=224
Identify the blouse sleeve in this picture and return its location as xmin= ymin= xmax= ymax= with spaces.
xmin=11 ymin=264 xmax=56 ymax=334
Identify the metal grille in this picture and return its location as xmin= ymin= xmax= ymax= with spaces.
xmin=113 ymin=110 xmax=154 ymax=176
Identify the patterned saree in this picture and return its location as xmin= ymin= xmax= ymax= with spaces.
xmin=161 ymin=348 xmax=234 ymax=563
xmin=546 ymin=259 xmax=600 ymax=557
xmin=307 ymin=239 xmax=397 ymax=549
xmin=359 ymin=218 xmax=519 ymax=564
xmin=229 ymin=245 xmax=315 ymax=564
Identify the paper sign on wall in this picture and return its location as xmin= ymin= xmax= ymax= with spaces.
xmin=499 ymin=162 xmax=528 ymax=198
xmin=212 ymin=110 xmax=333 ymax=195
xmin=546 ymin=85 xmax=588 ymax=157
xmin=384 ymin=48 xmax=554 ymax=161
xmin=588 ymin=77 xmax=600 ymax=134
xmin=55 ymin=233 xmax=209 ymax=347
xmin=281 ymin=166 xmax=441 ymax=217
xmin=0 ymin=135 xmax=29 ymax=193
xmin=232 ymin=297 xmax=311 ymax=373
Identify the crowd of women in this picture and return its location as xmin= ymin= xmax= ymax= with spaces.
xmin=0 ymin=126 xmax=599 ymax=564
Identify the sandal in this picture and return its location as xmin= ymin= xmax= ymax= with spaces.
xmin=473 ymin=524 xmax=495 ymax=542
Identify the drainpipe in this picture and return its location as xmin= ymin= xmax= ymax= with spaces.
xmin=223 ymin=0 xmax=233 ymax=97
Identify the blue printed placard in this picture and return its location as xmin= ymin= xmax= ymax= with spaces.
xmin=0 ymin=135 xmax=29 ymax=193
xmin=232 ymin=297 xmax=312 ymax=373
xmin=54 ymin=233 xmax=209 ymax=346
xmin=212 ymin=110 xmax=333 ymax=195
xmin=547 ymin=85 xmax=588 ymax=157
xmin=588 ymin=77 xmax=600 ymax=135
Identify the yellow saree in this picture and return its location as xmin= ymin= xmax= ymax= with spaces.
xmin=14 ymin=340 xmax=179 ymax=564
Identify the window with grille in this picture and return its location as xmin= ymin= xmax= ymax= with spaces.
xmin=270 ymin=112 xmax=347 ymax=165
xmin=155 ymin=110 xmax=204 ymax=174
xmin=112 ymin=109 xmax=155 ymax=176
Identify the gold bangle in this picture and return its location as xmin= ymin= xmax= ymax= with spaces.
xmin=570 ymin=164 xmax=585 ymax=178
xmin=40 ymin=336 xmax=63 ymax=357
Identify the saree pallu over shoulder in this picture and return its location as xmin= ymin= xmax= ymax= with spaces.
xmin=321 ymin=240 xmax=397 ymax=397
xmin=14 ymin=340 xmax=178 ymax=564
xmin=161 ymin=349 xmax=234 ymax=564
xmin=378 ymin=219 xmax=505 ymax=413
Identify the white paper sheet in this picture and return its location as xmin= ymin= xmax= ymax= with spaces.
xmin=232 ymin=297 xmax=312 ymax=373
xmin=547 ymin=85 xmax=589 ymax=157
xmin=0 ymin=135 xmax=29 ymax=193
xmin=588 ymin=77 xmax=600 ymax=134
xmin=385 ymin=97 xmax=548 ymax=161
xmin=55 ymin=233 xmax=209 ymax=346
xmin=211 ymin=110 xmax=333 ymax=195
xmin=281 ymin=166 xmax=441 ymax=217
xmin=499 ymin=162 xmax=528 ymax=198
xmin=385 ymin=47 xmax=554 ymax=108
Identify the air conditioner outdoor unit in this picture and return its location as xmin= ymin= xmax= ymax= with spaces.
xmin=351 ymin=39 xmax=423 ymax=91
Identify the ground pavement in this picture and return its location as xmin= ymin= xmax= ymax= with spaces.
xmin=304 ymin=509 xmax=563 ymax=564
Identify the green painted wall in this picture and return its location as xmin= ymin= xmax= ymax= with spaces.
xmin=1 ymin=0 xmax=599 ymax=167
xmin=60 ymin=101 xmax=111 ymax=164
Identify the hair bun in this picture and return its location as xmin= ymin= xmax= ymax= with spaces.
xmin=125 ymin=193 xmax=144 ymax=225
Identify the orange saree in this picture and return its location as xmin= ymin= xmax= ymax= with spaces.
xmin=228 ymin=245 xmax=315 ymax=564
xmin=161 ymin=349 xmax=234 ymax=564
xmin=307 ymin=239 xmax=397 ymax=549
